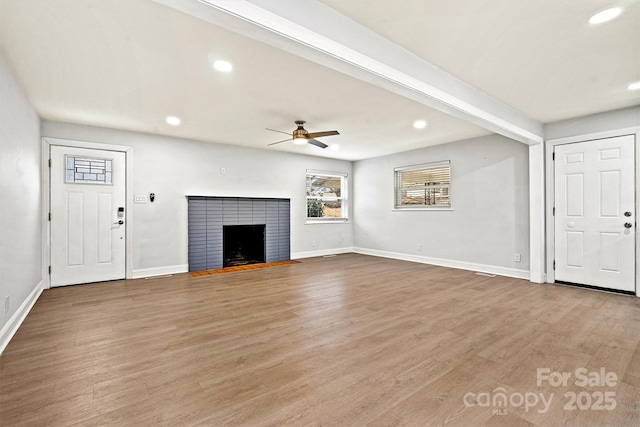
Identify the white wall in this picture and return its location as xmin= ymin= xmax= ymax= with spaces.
xmin=545 ymin=106 xmax=640 ymax=140
xmin=0 ymin=55 xmax=42 ymax=350
xmin=353 ymin=134 xmax=530 ymax=277
xmin=41 ymin=121 xmax=353 ymax=276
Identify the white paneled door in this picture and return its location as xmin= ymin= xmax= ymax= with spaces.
xmin=50 ymin=146 xmax=126 ymax=287
xmin=554 ymin=135 xmax=635 ymax=292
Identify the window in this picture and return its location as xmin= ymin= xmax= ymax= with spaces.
xmin=65 ymin=155 xmax=113 ymax=185
xmin=306 ymin=171 xmax=348 ymax=221
xmin=394 ymin=161 xmax=451 ymax=209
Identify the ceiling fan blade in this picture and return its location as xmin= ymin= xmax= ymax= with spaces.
xmin=265 ymin=127 xmax=292 ymax=136
xmin=268 ymin=138 xmax=292 ymax=146
xmin=307 ymin=138 xmax=328 ymax=149
xmin=306 ymin=130 xmax=340 ymax=139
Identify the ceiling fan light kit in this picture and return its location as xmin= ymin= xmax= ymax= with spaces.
xmin=267 ymin=120 xmax=339 ymax=149
xmin=293 ymin=121 xmax=309 ymax=144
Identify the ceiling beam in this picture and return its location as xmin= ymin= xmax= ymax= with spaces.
xmin=155 ymin=0 xmax=544 ymax=144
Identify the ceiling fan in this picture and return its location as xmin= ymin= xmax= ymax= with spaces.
xmin=267 ymin=120 xmax=339 ymax=149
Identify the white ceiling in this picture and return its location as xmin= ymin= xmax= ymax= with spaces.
xmin=0 ymin=0 xmax=638 ymax=161
xmin=319 ymin=0 xmax=640 ymax=123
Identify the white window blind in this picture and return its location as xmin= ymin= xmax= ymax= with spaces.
xmin=394 ymin=161 xmax=451 ymax=208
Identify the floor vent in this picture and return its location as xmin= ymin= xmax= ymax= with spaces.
xmin=475 ymin=272 xmax=496 ymax=277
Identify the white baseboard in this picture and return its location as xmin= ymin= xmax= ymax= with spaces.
xmin=132 ymin=264 xmax=188 ymax=279
xmin=353 ymin=247 xmax=530 ymax=280
xmin=0 ymin=280 xmax=44 ymax=355
xmin=291 ymin=247 xmax=355 ymax=260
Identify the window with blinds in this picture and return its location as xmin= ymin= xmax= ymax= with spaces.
xmin=394 ymin=161 xmax=451 ymax=209
xmin=306 ymin=171 xmax=348 ymax=221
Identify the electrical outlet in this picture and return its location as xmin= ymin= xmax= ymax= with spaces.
xmin=4 ymin=296 xmax=9 ymax=314
xmin=514 ymin=253 xmax=521 ymax=262
xmin=416 ymin=243 xmax=422 ymax=251
xmin=312 ymin=240 xmax=316 ymax=247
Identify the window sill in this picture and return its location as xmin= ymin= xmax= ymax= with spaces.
xmin=305 ymin=219 xmax=350 ymax=224
xmin=392 ymin=208 xmax=454 ymax=212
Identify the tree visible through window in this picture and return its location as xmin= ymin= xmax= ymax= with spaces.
xmin=306 ymin=171 xmax=347 ymax=221
xmin=395 ymin=161 xmax=451 ymax=208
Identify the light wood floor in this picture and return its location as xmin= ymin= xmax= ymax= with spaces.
xmin=1 ymin=254 xmax=639 ymax=426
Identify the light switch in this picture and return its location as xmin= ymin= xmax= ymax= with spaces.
xmin=134 ymin=194 xmax=148 ymax=204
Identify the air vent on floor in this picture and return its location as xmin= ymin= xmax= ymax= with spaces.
xmin=475 ymin=272 xmax=496 ymax=277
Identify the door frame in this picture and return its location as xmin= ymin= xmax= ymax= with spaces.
xmin=545 ymin=128 xmax=640 ymax=297
xmin=41 ymin=137 xmax=134 ymax=289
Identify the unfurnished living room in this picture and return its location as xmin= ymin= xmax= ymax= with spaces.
xmin=0 ymin=1 xmax=639 ymax=426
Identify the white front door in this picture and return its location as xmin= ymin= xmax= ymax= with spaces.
xmin=554 ymin=135 xmax=635 ymax=292
xmin=50 ymin=146 xmax=126 ymax=287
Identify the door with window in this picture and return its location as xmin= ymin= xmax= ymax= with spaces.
xmin=50 ymin=146 xmax=126 ymax=287
xmin=554 ymin=135 xmax=635 ymax=292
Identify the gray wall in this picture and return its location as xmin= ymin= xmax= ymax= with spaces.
xmin=353 ymin=134 xmax=530 ymax=272
xmin=545 ymin=106 xmax=640 ymax=140
xmin=0 ymin=56 xmax=41 ymax=335
xmin=41 ymin=121 xmax=353 ymax=275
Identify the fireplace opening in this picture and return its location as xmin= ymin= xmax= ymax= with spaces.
xmin=223 ymin=224 xmax=266 ymax=267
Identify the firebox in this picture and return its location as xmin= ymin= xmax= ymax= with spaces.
xmin=223 ymin=224 xmax=266 ymax=267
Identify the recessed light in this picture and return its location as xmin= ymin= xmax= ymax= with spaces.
xmin=413 ymin=120 xmax=428 ymax=129
xmin=588 ymin=7 xmax=622 ymax=25
xmin=627 ymin=81 xmax=640 ymax=91
xmin=166 ymin=116 xmax=181 ymax=126
xmin=213 ymin=60 xmax=233 ymax=72
xmin=329 ymin=144 xmax=340 ymax=151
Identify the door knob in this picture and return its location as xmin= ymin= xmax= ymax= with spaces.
xmin=114 ymin=220 xmax=124 ymax=225
xmin=624 ymin=223 xmax=633 ymax=229
xmin=624 ymin=211 xmax=632 ymax=217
